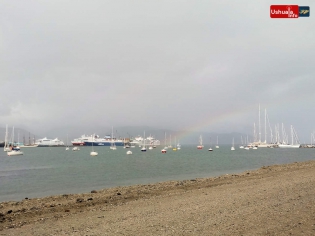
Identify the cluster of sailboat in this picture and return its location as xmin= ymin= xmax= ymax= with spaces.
xmin=2 ymin=105 xmax=308 ymax=157
xmin=3 ymin=126 xmax=24 ymax=156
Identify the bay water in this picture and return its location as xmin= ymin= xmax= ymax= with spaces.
xmin=1 ymin=146 xmax=315 ymax=202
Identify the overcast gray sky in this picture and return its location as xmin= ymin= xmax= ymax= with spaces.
xmin=1 ymin=0 xmax=314 ymax=142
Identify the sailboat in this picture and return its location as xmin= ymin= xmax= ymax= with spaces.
xmin=177 ymin=140 xmax=181 ymax=150
xmin=149 ymin=136 xmax=153 ymax=150
xmin=197 ymin=135 xmax=203 ymax=149
xmin=3 ymin=125 xmax=11 ymax=152
xmin=110 ymin=127 xmax=117 ymax=150
xmin=173 ymin=137 xmax=177 ymax=151
xmin=208 ymin=138 xmax=213 ymax=151
xmin=126 ymin=136 xmax=132 ymax=154
xmin=90 ymin=134 xmax=98 ymax=156
xmin=231 ymin=138 xmax=235 ymax=151
xmin=161 ymin=132 xmax=167 ymax=153
xmin=7 ymin=126 xmax=23 ymax=156
xmin=239 ymin=136 xmax=244 ymax=149
xmin=20 ymin=132 xmax=38 ymax=148
xmin=215 ymin=136 xmax=219 ymax=149
xmin=141 ymin=131 xmax=147 ymax=152
xmin=278 ymin=125 xmax=301 ymax=148
xmin=168 ymin=134 xmax=172 ymax=148
xmin=65 ymin=134 xmax=69 ymax=150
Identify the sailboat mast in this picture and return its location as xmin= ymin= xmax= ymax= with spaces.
xmin=291 ymin=125 xmax=294 ymax=145
xmin=4 ymin=124 xmax=8 ymax=151
xmin=12 ymin=126 xmax=15 ymax=147
xmin=259 ymin=104 xmax=261 ymax=143
xmin=264 ymin=108 xmax=267 ymax=143
xmin=164 ymin=132 xmax=166 ymax=147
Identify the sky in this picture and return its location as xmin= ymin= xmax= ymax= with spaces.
xmin=0 ymin=0 xmax=314 ymax=143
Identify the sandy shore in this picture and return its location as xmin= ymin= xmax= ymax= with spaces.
xmin=1 ymin=160 xmax=315 ymax=235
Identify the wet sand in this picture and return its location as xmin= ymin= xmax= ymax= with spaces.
xmin=1 ymin=160 xmax=315 ymax=235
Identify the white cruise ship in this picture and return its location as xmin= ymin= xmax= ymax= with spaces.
xmin=35 ymin=137 xmax=65 ymax=147
xmin=130 ymin=135 xmax=160 ymax=146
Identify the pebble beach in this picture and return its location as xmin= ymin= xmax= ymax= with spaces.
xmin=1 ymin=160 xmax=315 ymax=235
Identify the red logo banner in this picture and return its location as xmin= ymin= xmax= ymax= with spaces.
xmin=270 ymin=5 xmax=299 ymax=18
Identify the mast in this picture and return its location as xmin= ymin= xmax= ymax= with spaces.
xmin=4 ymin=124 xmax=8 ymax=151
xmin=12 ymin=126 xmax=15 ymax=147
xmin=291 ymin=125 xmax=293 ymax=145
xmin=259 ymin=104 xmax=261 ymax=143
xmin=164 ymin=132 xmax=166 ymax=147
xmin=264 ymin=108 xmax=267 ymax=143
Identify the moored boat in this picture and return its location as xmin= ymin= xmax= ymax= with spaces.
xmin=197 ymin=135 xmax=203 ymax=149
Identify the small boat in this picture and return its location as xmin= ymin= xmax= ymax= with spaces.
xmin=161 ymin=132 xmax=167 ymax=153
xmin=3 ymin=125 xmax=11 ymax=152
xmin=7 ymin=149 xmax=23 ymax=156
xmin=141 ymin=131 xmax=147 ymax=152
xmin=65 ymin=134 xmax=70 ymax=150
xmin=6 ymin=127 xmax=23 ymax=156
xmin=126 ymin=150 xmax=132 ymax=155
xmin=215 ymin=136 xmax=219 ymax=148
xmin=110 ymin=127 xmax=117 ymax=150
xmin=90 ymin=135 xmax=98 ymax=156
xmin=239 ymin=136 xmax=244 ymax=149
xmin=173 ymin=137 xmax=177 ymax=151
xmin=231 ymin=138 xmax=235 ymax=151
xmin=197 ymin=135 xmax=203 ymax=149
xmin=208 ymin=138 xmax=213 ymax=151
xmin=72 ymin=146 xmax=80 ymax=151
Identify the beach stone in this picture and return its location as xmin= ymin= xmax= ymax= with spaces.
xmin=76 ymin=198 xmax=84 ymax=203
xmin=87 ymin=198 xmax=93 ymax=201
xmin=91 ymin=190 xmax=97 ymax=193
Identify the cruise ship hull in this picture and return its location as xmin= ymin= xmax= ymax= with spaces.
xmin=37 ymin=144 xmax=65 ymax=147
xmin=71 ymin=142 xmax=85 ymax=146
xmin=278 ymin=144 xmax=300 ymax=148
xmin=84 ymin=141 xmax=124 ymax=146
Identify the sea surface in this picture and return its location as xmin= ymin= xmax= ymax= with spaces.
xmin=1 ymin=145 xmax=315 ymax=202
